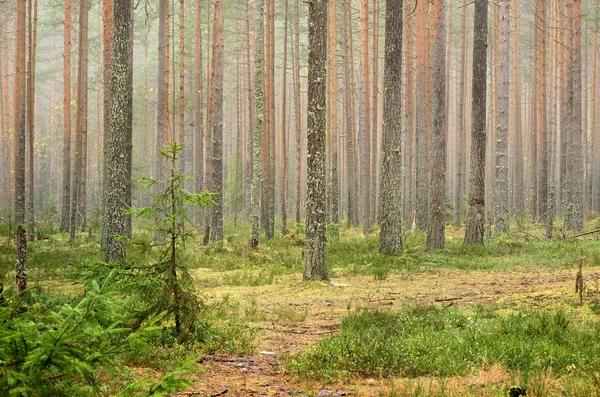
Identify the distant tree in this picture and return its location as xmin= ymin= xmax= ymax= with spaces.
xmin=281 ymin=0 xmax=290 ymax=235
xmin=14 ymin=0 xmax=27 ymax=292
xmin=70 ymin=0 xmax=89 ymax=242
xmin=564 ymin=0 xmax=583 ymax=230
xmin=359 ymin=0 xmax=370 ymax=235
xmin=103 ymin=0 xmax=133 ymax=263
xmin=304 ymin=0 xmax=328 ymax=280
xmin=453 ymin=0 xmax=468 ymax=226
xmin=60 ymin=0 xmax=73 ymax=234
xmin=328 ymin=0 xmax=339 ymax=237
xmin=414 ymin=0 xmax=429 ymax=232
xmin=426 ymin=0 xmax=447 ymax=250
xmin=379 ymin=0 xmax=403 ymax=255
xmin=494 ymin=0 xmax=510 ymax=234
xmin=250 ymin=0 xmax=264 ymax=250
xmin=194 ymin=0 xmax=204 ymax=203
xmin=26 ymin=0 xmax=38 ymax=242
xmin=464 ymin=0 xmax=488 ymax=245
xmin=209 ymin=0 xmax=225 ymax=242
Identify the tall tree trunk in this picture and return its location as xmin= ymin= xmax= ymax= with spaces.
xmin=359 ymin=0 xmax=371 ymax=234
xmin=379 ymin=0 xmax=403 ymax=255
xmin=294 ymin=0 xmax=303 ymax=224
xmin=250 ymin=0 xmax=264 ymax=249
xmin=14 ymin=0 xmax=28 ymax=292
xmin=245 ymin=0 xmax=255 ymax=213
xmin=453 ymin=0 xmax=468 ymax=225
xmin=179 ymin=0 xmax=186 ymax=167
xmin=26 ymin=0 xmax=38 ymax=242
xmin=304 ymin=0 xmax=328 ymax=280
xmin=280 ymin=0 xmax=290 ymax=235
xmin=426 ymin=0 xmax=447 ymax=250
xmin=535 ymin=0 xmax=549 ymax=236
xmin=511 ymin=0 xmax=524 ymax=219
xmin=329 ymin=0 xmax=339 ymax=236
xmin=494 ymin=0 xmax=510 ymax=233
xmin=0 ymin=22 xmax=7 ymax=212
xmin=101 ymin=0 xmax=113 ymax=247
xmin=369 ymin=0 xmax=379 ymax=227
xmin=194 ymin=0 xmax=204 ymax=207
xmin=404 ymin=5 xmax=415 ymax=228
xmin=70 ymin=0 xmax=89 ymax=242
xmin=104 ymin=0 xmax=133 ymax=263
xmin=343 ymin=0 xmax=359 ymax=227
xmin=415 ymin=0 xmax=428 ymax=231
xmin=464 ymin=0 xmax=488 ymax=245
xmin=60 ymin=0 xmax=73 ymax=233
xmin=210 ymin=0 xmax=224 ymax=242
xmin=592 ymin=1 xmax=599 ymax=212
xmin=564 ymin=0 xmax=583 ymax=230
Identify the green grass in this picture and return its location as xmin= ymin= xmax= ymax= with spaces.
xmin=288 ymin=305 xmax=600 ymax=382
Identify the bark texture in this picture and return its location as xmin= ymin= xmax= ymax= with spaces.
xmin=464 ymin=0 xmax=488 ymax=245
xmin=304 ymin=0 xmax=328 ymax=280
xmin=379 ymin=0 xmax=403 ymax=255
xmin=103 ymin=0 xmax=133 ymax=263
xmin=426 ymin=0 xmax=447 ymax=250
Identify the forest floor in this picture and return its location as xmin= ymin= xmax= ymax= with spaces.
xmin=183 ymin=227 xmax=600 ymax=396
xmin=4 ymin=221 xmax=600 ymax=396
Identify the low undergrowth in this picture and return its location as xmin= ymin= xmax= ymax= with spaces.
xmin=289 ymin=305 xmax=600 ymax=386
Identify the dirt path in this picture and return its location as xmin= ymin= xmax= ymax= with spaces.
xmin=184 ymin=266 xmax=595 ymax=396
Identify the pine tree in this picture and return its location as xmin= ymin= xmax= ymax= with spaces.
xmin=379 ymin=0 xmax=403 ymax=255
xmin=14 ymin=0 xmax=28 ymax=292
xmin=209 ymin=0 xmax=225 ymax=242
xmin=304 ymin=0 xmax=328 ymax=280
xmin=60 ymin=0 xmax=73 ymax=233
xmin=103 ymin=0 xmax=133 ymax=263
xmin=464 ymin=0 xmax=488 ymax=245
xmin=426 ymin=0 xmax=447 ymax=250
xmin=250 ymin=0 xmax=265 ymax=249
xmin=494 ymin=0 xmax=510 ymax=234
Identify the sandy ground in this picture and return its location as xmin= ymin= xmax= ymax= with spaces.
xmin=180 ymin=266 xmax=598 ymax=396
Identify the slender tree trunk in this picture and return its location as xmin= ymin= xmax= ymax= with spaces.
xmin=404 ymin=6 xmax=415 ymax=228
xmin=564 ymin=0 xmax=584 ymax=230
xmin=359 ymin=0 xmax=371 ymax=234
xmin=195 ymin=0 xmax=204 ymax=201
xmin=494 ymin=0 xmax=510 ymax=234
xmin=70 ymin=0 xmax=89 ymax=242
xmin=304 ymin=0 xmax=328 ymax=280
xmin=369 ymin=0 xmax=379 ymax=227
xmin=511 ymin=0 xmax=524 ymax=219
xmin=415 ymin=0 xmax=429 ymax=231
xmin=101 ymin=0 xmax=113 ymax=246
xmin=343 ymin=0 xmax=359 ymax=227
xmin=329 ymin=0 xmax=339 ymax=236
xmin=245 ymin=0 xmax=255 ymax=213
xmin=453 ymin=0 xmax=468 ymax=226
xmin=26 ymin=0 xmax=38 ymax=242
xmin=60 ymin=0 xmax=73 ymax=233
xmin=280 ymin=0 xmax=290 ymax=235
xmin=104 ymin=0 xmax=133 ymax=263
xmin=464 ymin=0 xmax=488 ymax=245
xmin=250 ymin=0 xmax=264 ymax=249
xmin=14 ymin=0 xmax=28 ymax=292
xmin=179 ymin=0 xmax=186 ymax=167
xmin=379 ymin=0 xmax=403 ymax=255
xmin=426 ymin=0 xmax=447 ymax=250
xmin=592 ymin=1 xmax=599 ymax=212
xmin=210 ymin=0 xmax=224 ymax=242
xmin=294 ymin=0 xmax=303 ymax=224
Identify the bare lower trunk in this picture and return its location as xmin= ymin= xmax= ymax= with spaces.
xmin=464 ymin=0 xmax=488 ymax=245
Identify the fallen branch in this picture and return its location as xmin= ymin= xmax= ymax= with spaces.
xmin=567 ymin=228 xmax=600 ymax=240
xmin=434 ymin=297 xmax=463 ymax=302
